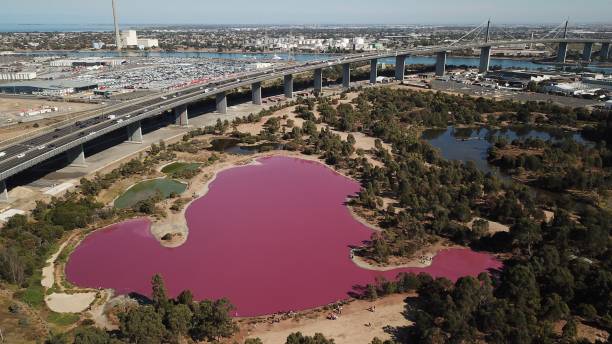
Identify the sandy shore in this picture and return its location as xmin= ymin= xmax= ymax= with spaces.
xmin=45 ymin=292 xmax=96 ymax=313
xmin=351 ymin=241 xmax=456 ymax=270
xmin=241 ymin=293 xmax=413 ymax=344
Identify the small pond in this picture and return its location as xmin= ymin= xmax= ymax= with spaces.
xmin=422 ymin=126 xmax=592 ymax=175
xmin=114 ymin=179 xmax=187 ymax=209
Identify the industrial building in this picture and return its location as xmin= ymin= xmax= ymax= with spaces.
xmin=0 ymin=71 xmax=37 ymax=81
xmin=119 ymin=30 xmax=159 ymax=49
xmin=120 ymin=30 xmax=139 ymax=48
xmin=92 ymin=41 xmax=105 ymax=50
xmin=541 ymin=82 xmax=602 ymax=97
xmin=0 ymin=80 xmax=99 ymax=96
xmin=137 ymin=38 xmax=159 ymax=49
xmin=50 ymin=58 xmax=125 ymax=67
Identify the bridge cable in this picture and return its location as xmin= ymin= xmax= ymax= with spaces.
xmin=491 ymin=23 xmax=520 ymax=42
xmin=541 ymin=20 xmax=567 ymax=40
xmin=449 ymin=20 xmax=488 ymax=46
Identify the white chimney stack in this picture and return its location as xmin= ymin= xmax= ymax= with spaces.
xmin=112 ymin=0 xmax=121 ymax=51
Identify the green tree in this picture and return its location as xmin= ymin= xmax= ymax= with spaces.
xmin=285 ymin=332 xmax=335 ymax=344
xmin=119 ymin=305 xmax=165 ymax=344
xmin=151 ymin=274 xmax=169 ymax=311
xmin=245 ymin=338 xmax=264 ymax=344
xmin=190 ymin=298 xmax=237 ymax=342
xmin=73 ymin=326 xmax=112 ymax=344
xmin=166 ymin=303 xmax=193 ymax=338
xmin=45 ymin=333 xmax=68 ymax=344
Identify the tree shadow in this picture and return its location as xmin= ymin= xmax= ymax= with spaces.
xmin=127 ymin=292 xmax=153 ymax=305
xmin=347 ymin=284 xmax=368 ymax=299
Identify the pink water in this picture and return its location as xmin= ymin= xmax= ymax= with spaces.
xmin=66 ymin=156 xmax=501 ymax=316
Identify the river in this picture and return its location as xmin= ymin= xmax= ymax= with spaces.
xmin=14 ymin=50 xmax=612 ymax=72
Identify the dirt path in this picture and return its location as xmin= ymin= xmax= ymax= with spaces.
xmin=41 ymin=231 xmax=80 ymax=289
xmin=240 ymin=293 xmax=413 ymax=344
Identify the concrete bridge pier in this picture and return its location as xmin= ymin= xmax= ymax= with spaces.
xmin=0 ymin=180 xmax=8 ymax=202
xmin=479 ymin=46 xmax=491 ymax=73
xmin=395 ymin=55 xmax=406 ymax=81
xmin=126 ymin=121 xmax=143 ymax=143
xmin=557 ymin=42 xmax=568 ymax=63
xmin=252 ymin=82 xmax=262 ymax=105
xmin=314 ymin=68 xmax=323 ymax=94
xmin=173 ymin=105 xmax=189 ymax=126
xmin=216 ymin=92 xmax=227 ymax=114
xmin=601 ymin=43 xmax=611 ymax=59
xmin=370 ymin=59 xmax=378 ymax=84
xmin=342 ymin=63 xmax=351 ymax=89
xmin=66 ymin=144 xmax=86 ymax=167
xmin=583 ymin=42 xmax=594 ymax=61
xmin=435 ymin=51 xmax=447 ymax=77
xmin=284 ymin=74 xmax=294 ymax=98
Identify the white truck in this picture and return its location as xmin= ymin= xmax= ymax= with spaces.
xmin=107 ymin=115 xmax=116 ymax=120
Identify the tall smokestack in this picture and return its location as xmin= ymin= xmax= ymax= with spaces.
xmin=112 ymin=0 xmax=121 ymax=51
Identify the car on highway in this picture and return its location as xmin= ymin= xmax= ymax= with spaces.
xmin=37 ymin=145 xmax=45 ymax=150
xmin=0 ymin=152 xmax=5 ymax=158
xmin=17 ymin=153 xmax=25 ymax=159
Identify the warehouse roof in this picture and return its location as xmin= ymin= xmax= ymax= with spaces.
xmin=0 ymin=79 xmax=98 ymax=90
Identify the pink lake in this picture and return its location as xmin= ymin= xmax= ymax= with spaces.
xmin=66 ymin=156 xmax=501 ymax=316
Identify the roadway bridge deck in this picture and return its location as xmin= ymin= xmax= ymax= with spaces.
xmin=0 ymin=37 xmax=610 ymax=200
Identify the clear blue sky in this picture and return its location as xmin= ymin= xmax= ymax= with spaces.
xmin=1 ymin=0 xmax=610 ymax=25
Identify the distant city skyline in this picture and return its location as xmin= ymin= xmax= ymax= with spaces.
xmin=0 ymin=0 xmax=611 ymax=27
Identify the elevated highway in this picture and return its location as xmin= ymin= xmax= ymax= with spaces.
xmin=0 ymin=37 xmax=610 ymax=200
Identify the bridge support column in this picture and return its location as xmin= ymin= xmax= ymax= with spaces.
xmin=342 ymin=63 xmax=351 ymax=89
xmin=582 ymin=42 xmax=594 ymax=61
xmin=557 ymin=42 xmax=568 ymax=63
xmin=173 ymin=105 xmax=189 ymax=126
xmin=370 ymin=59 xmax=378 ymax=84
xmin=0 ymin=180 xmax=8 ymax=202
xmin=395 ymin=55 xmax=406 ymax=81
xmin=284 ymin=74 xmax=293 ymax=98
xmin=216 ymin=92 xmax=227 ymax=114
xmin=66 ymin=144 xmax=86 ymax=167
xmin=314 ymin=68 xmax=323 ymax=94
xmin=479 ymin=46 xmax=491 ymax=73
xmin=126 ymin=121 xmax=143 ymax=143
xmin=252 ymin=82 xmax=262 ymax=105
xmin=600 ymin=43 xmax=610 ymax=60
xmin=435 ymin=51 xmax=447 ymax=77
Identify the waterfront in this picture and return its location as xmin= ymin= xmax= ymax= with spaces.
xmin=14 ymin=50 xmax=612 ymax=72
xmin=66 ymin=156 xmax=500 ymax=316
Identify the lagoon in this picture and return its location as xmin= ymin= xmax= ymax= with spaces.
xmin=66 ymin=156 xmax=500 ymax=316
